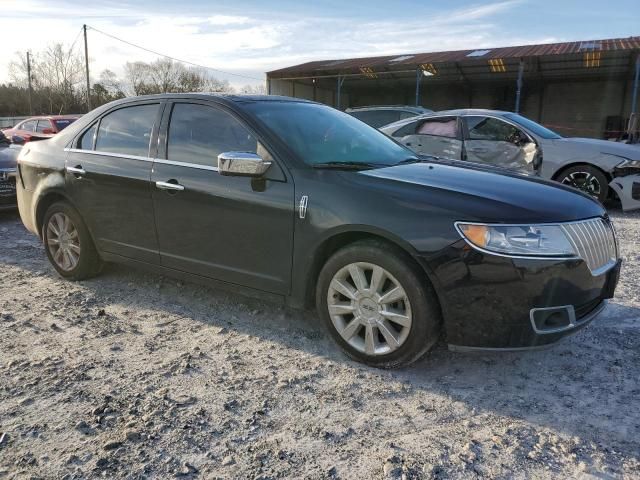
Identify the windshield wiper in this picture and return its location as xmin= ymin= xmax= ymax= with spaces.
xmin=397 ymin=155 xmax=438 ymax=165
xmin=312 ymin=161 xmax=391 ymax=170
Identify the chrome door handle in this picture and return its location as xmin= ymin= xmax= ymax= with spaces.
xmin=155 ymin=180 xmax=185 ymax=191
xmin=66 ymin=165 xmax=86 ymax=175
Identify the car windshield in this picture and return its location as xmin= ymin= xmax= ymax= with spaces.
xmin=244 ymin=102 xmax=415 ymax=166
xmin=53 ymin=118 xmax=77 ymax=131
xmin=504 ymin=113 xmax=562 ymax=140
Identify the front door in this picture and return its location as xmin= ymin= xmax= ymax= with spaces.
xmin=150 ymin=101 xmax=294 ymax=295
xmin=463 ymin=116 xmax=537 ymax=173
xmin=65 ymin=102 xmax=162 ymax=264
xmin=394 ymin=116 xmax=463 ymax=159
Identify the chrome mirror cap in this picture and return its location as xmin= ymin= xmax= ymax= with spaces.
xmin=218 ymin=151 xmax=272 ymax=177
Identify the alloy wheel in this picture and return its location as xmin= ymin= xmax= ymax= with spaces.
xmin=327 ymin=262 xmax=412 ymax=356
xmin=561 ymin=171 xmax=601 ymax=198
xmin=47 ymin=212 xmax=81 ymax=271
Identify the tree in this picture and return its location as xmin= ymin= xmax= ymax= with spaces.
xmin=239 ymin=84 xmax=266 ymax=95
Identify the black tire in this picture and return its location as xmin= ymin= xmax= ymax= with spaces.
xmin=42 ymin=201 xmax=102 ymax=280
xmin=316 ymin=239 xmax=441 ymax=368
xmin=556 ymin=164 xmax=609 ymax=204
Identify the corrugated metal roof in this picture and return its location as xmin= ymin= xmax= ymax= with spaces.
xmin=267 ymin=36 xmax=640 ymax=78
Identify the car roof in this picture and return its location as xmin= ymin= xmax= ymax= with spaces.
xmin=423 ymin=108 xmax=512 ymax=117
xmin=102 ymin=93 xmax=317 ymax=107
xmin=21 ymin=115 xmax=81 ymax=121
xmin=346 ymin=105 xmax=431 ymax=113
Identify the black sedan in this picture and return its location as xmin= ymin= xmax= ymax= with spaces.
xmin=16 ymin=94 xmax=620 ymax=367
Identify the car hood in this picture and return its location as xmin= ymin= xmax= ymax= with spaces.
xmin=553 ymin=137 xmax=640 ymax=160
xmin=360 ymin=160 xmax=605 ymax=224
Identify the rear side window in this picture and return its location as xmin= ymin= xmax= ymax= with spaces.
xmin=167 ymin=103 xmax=258 ymax=167
xmin=95 ymin=104 xmax=159 ymax=157
xmin=393 ymin=117 xmax=458 ymax=138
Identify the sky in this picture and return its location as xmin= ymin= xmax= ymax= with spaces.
xmin=1 ymin=0 xmax=639 ymax=90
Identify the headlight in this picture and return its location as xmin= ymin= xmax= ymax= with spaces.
xmin=616 ymin=159 xmax=640 ymax=169
xmin=455 ymin=223 xmax=576 ymax=257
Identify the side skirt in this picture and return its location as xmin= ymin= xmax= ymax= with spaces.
xmin=100 ymin=251 xmax=287 ymax=306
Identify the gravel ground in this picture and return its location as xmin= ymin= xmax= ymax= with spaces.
xmin=0 ymin=209 xmax=639 ymax=480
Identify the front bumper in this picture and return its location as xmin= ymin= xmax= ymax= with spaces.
xmin=609 ymin=174 xmax=640 ymax=211
xmin=425 ymin=241 xmax=621 ymax=350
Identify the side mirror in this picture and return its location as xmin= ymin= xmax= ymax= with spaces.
xmin=11 ymin=135 xmax=26 ymax=145
xmin=218 ymin=152 xmax=271 ymax=177
xmin=42 ymin=128 xmax=55 ymax=135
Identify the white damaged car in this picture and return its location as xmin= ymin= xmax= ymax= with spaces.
xmin=380 ymin=109 xmax=640 ymax=210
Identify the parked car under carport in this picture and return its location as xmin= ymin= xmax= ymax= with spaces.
xmin=381 ymin=109 xmax=640 ymax=210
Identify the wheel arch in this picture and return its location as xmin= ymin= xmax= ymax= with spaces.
xmin=34 ymin=189 xmax=75 ymax=238
xmin=300 ymin=226 xmax=445 ymax=313
xmin=551 ymin=162 xmax=612 ymax=182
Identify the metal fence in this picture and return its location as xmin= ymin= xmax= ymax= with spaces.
xmin=0 ymin=117 xmax=29 ymax=128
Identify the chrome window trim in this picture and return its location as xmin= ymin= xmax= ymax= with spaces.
xmin=63 ymin=148 xmax=219 ymax=171
xmin=154 ymin=158 xmax=219 ymax=172
xmin=64 ymin=148 xmax=153 ymax=163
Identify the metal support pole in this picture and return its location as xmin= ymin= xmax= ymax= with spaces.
xmin=415 ymin=68 xmax=421 ymax=106
xmin=266 ymin=78 xmax=271 ymax=95
xmin=336 ymin=75 xmax=345 ymax=110
xmin=83 ymin=24 xmax=91 ymax=112
xmin=631 ymin=54 xmax=640 ymax=115
xmin=515 ymin=59 xmax=524 ymax=113
xmin=26 ymin=51 xmax=33 ymax=115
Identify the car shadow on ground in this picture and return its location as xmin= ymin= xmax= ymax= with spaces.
xmin=1 ymin=210 xmax=639 ymax=463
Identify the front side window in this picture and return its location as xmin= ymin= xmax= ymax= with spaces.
xmin=466 ymin=116 xmax=522 ymax=143
xmin=95 ymin=104 xmax=159 ymax=157
xmin=244 ymin=102 xmax=415 ymax=166
xmin=36 ymin=120 xmax=51 ymax=133
xmin=167 ymin=103 xmax=258 ymax=167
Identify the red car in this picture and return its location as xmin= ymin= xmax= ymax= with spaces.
xmin=2 ymin=115 xmax=81 ymax=142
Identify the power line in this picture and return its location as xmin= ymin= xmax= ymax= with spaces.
xmin=86 ymin=25 xmax=263 ymax=82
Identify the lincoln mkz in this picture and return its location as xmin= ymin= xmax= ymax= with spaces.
xmin=17 ymin=94 xmax=621 ymax=367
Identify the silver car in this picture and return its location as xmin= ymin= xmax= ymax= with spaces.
xmin=380 ymin=109 xmax=640 ymax=210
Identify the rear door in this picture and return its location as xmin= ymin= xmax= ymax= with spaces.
xmin=463 ymin=115 xmax=537 ymax=173
xmin=392 ymin=116 xmax=463 ymax=159
xmin=150 ymin=101 xmax=294 ymax=294
xmin=65 ymin=101 xmax=162 ymax=263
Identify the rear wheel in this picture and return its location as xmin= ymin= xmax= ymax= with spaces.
xmin=316 ymin=240 xmax=441 ymax=368
xmin=557 ymin=165 xmax=609 ymax=203
xmin=43 ymin=202 xmax=102 ymax=280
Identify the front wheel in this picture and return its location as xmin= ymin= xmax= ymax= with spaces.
xmin=558 ymin=165 xmax=609 ymax=203
xmin=316 ymin=240 xmax=441 ymax=368
xmin=42 ymin=201 xmax=102 ymax=280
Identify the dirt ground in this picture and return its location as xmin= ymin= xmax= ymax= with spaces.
xmin=0 ymin=209 xmax=638 ymax=480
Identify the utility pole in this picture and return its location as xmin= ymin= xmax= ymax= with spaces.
xmin=83 ymin=24 xmax=91 ymax=112
xmin=26 ymin=51 xmax=33 ymax=115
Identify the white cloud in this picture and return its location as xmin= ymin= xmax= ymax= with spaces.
xmin=0 ymin=0 xmax=558 ymax=90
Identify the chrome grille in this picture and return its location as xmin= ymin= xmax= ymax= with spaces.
xmin=561 ymin=218 xmax=617 ymax=275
